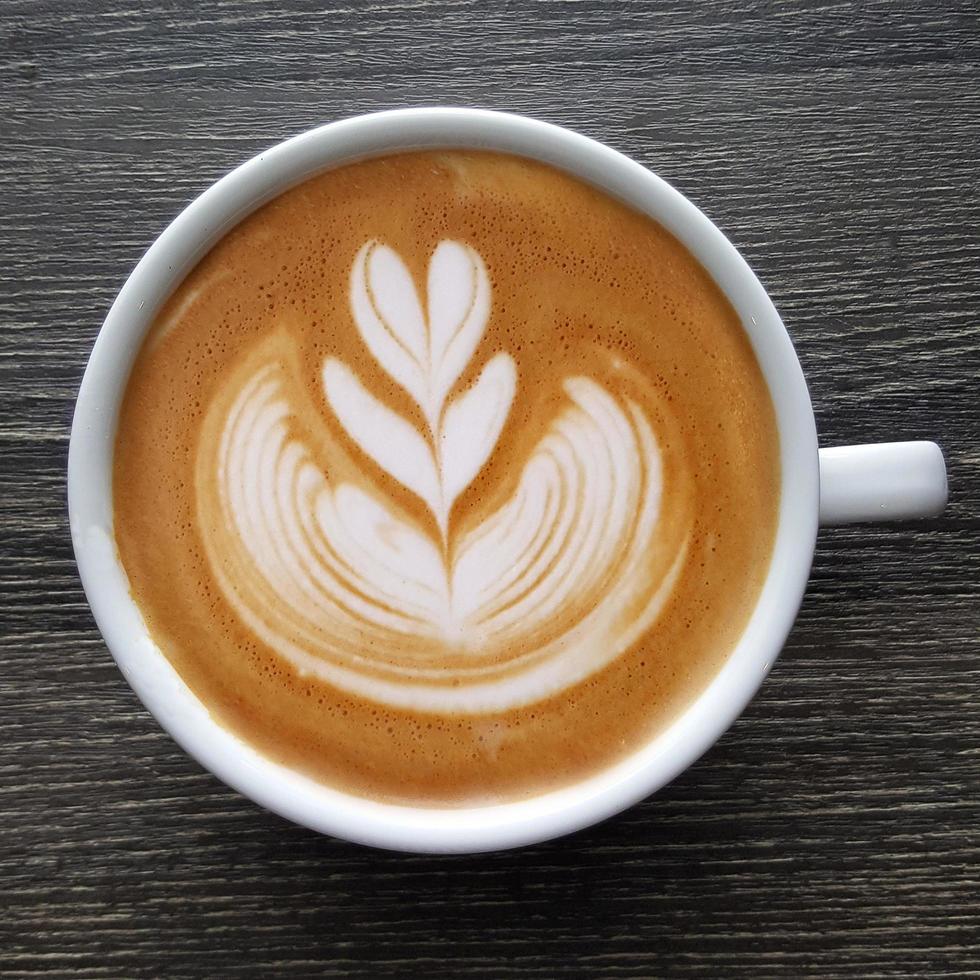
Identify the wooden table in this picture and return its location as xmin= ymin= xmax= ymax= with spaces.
xmin=2 ymin=1 xmax=977 ymax=975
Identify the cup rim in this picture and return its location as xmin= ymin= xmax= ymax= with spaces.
xmin=68 ymin=107 xmax=818 ymax=853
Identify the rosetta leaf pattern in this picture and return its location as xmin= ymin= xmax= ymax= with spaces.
xmin=199 ymin=239 xmax=682 ymax=713
xmin=325 ymin=240 xmax=516 ymax=539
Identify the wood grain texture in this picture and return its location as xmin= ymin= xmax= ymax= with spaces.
xmin=1 ymin=0 xmax=978 ymax=976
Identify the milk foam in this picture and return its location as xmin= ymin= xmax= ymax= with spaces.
xmin=196 ymin=239 xmax=690 ymax=713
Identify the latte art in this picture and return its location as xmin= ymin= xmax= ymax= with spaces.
xmin=115 ymin=151 xmax=779 ymax=804
xmin=197 ymin=240 xmax=689 ymax=712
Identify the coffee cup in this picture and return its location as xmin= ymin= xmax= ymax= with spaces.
xmin=69 ymin=108 xmax=947 ymax=852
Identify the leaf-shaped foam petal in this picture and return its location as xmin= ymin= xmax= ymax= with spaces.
xmin=350 ymin=241 xmax=428 ymax=408
xmin=331 ymin=483 xmax=448 ymax=615
xmin=439 ymin=352 xmax=517 ymax=514
xmin=426 ymin=241 xmax=491 ymax=421
xmin=322 ymin=357 xmax=441 ymax=518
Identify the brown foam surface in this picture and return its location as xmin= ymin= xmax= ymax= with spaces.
xmin=113 ymin=151 xmax=779 ymax=806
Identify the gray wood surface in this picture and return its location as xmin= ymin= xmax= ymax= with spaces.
xmin=2 ymin=1 xmax=978 ymax=976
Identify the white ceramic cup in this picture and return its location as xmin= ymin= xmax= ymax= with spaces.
xmin=68 ymin=108 xmax=948 ymax=853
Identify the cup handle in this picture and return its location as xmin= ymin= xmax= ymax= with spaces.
xmin=818 ymin=441 xmax=948 ymax=526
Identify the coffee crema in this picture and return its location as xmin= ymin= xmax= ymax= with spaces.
xmin=114 ymin=151 xmax=779 ymax=805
